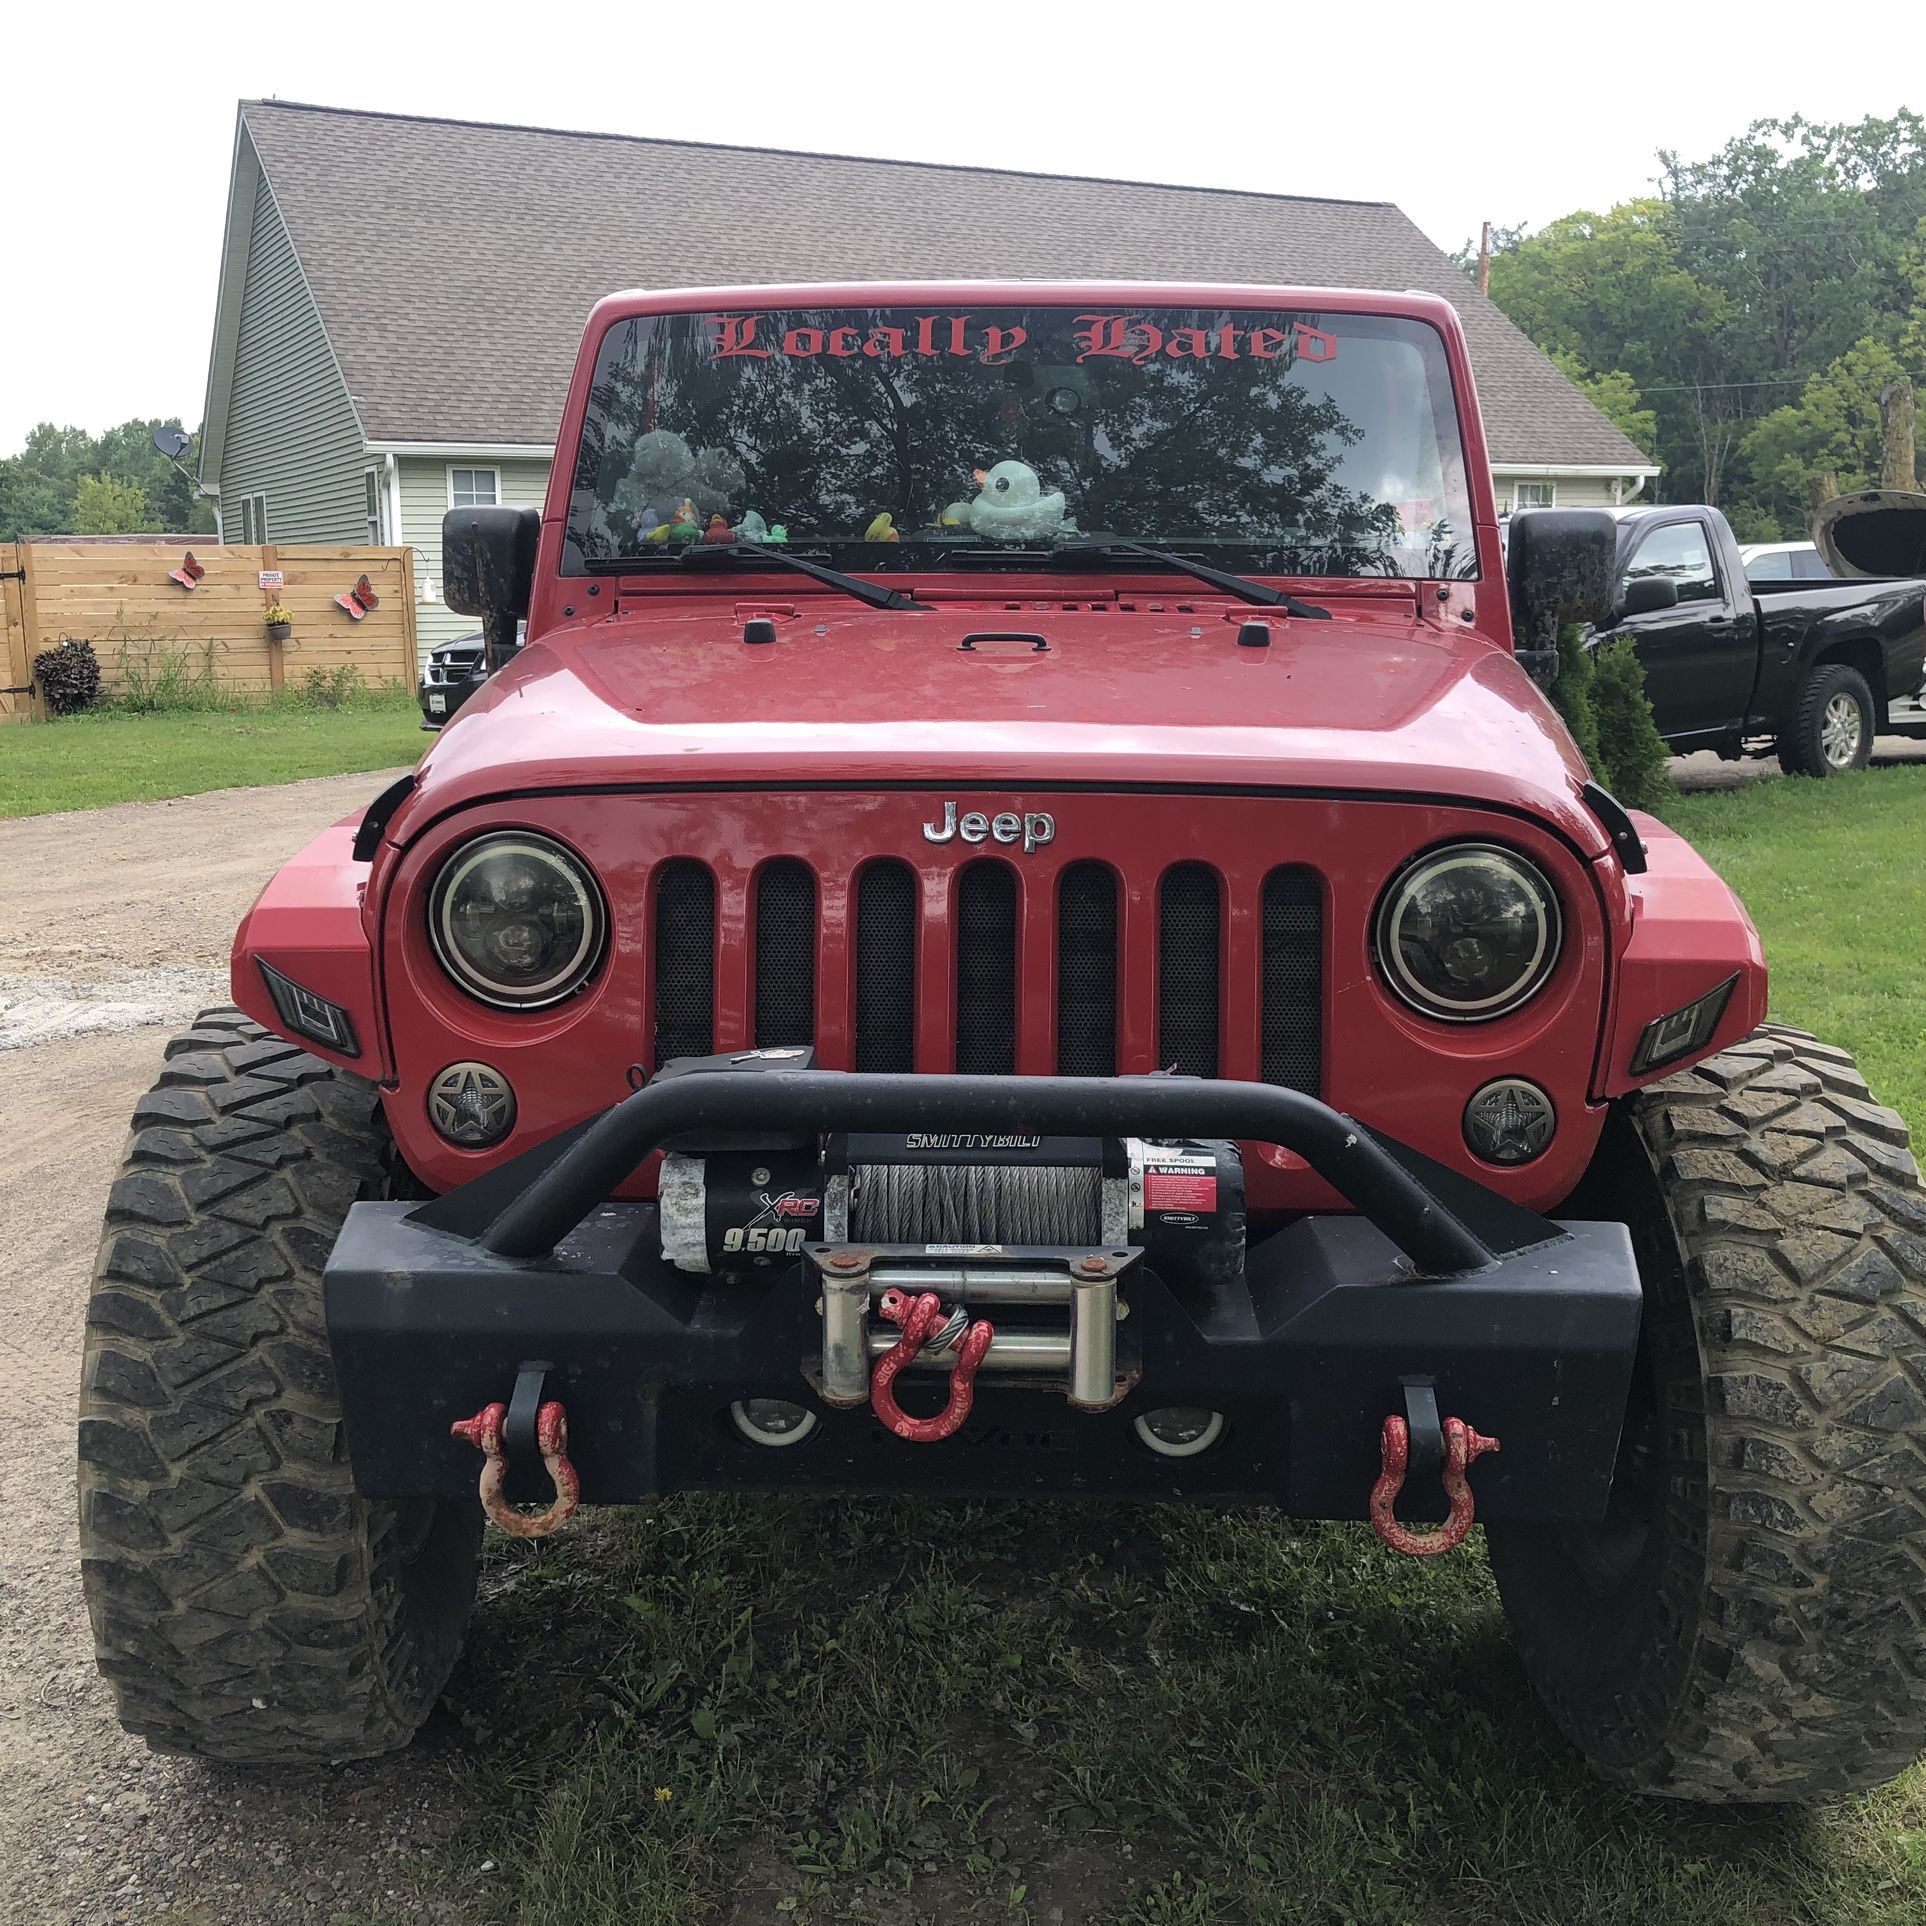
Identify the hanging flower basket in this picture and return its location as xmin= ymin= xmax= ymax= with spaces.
xmin=264 ymin=603 xmax=293 ymax=644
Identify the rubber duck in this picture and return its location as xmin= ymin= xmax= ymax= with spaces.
xmin=703 ymin=514 xmax=734 ymax=544
xmin=736 ymin=511 xmax=770 ymax=543
xmin=667 ymin=500 xmax=702 ymax=545
xmin=961 ymin=460 xmax=1067 ymax=542
xmin=766 ymin=524 xmax=789 ymax=545
xmin=865 ymin=512 xmax=900 ymax=543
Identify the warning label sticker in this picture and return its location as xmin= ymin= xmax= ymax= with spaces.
xmin=1144 ymin=1166 xmax=1217 ymax=1212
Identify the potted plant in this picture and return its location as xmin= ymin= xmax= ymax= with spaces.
xmin=264 ymin=603 xmax=293 ymax=643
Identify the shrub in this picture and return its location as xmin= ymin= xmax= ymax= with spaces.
xmin=114 ymin=630 xmax=228 ymax=712
xmin=1592 ymin=636 xmax=1675 ymax=810
xmin=302 ymin=663 xmax=367 ymax=707
xmin=1546 ymin=620 xmax=1676 ymax=811
xmin=33 ymin=637 xmax=102 ymax=714
xmin=1549 ymin=620 xmax=1602 ymax=772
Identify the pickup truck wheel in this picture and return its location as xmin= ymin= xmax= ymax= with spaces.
xmin=1486 ymin=1023 xmax=1926 ymax=1801
xmin=1777 ymin=663 xmax=1874 ymax=777
xmin=78 ymin=1007 xmax=482 ymax=1764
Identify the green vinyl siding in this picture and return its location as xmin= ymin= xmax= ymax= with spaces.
xmin=398 ymin=455 xmax=553 ymax=653
xmin=218 ymin=175 xmax=367 ymax=544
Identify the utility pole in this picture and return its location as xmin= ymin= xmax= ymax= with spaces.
xmin=1478 ymin=221 xmax=1491 ymax=295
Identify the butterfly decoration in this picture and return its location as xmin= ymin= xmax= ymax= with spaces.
xmin=167 ymin=552 xmax=205 ymax=591
xmin=333 ymin=574 xmax=379 ymax=621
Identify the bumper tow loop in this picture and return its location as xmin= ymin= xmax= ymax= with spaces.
xmin=449 ymin=1399 xmax=581 ymax=1537
xmin=1370 ymin=1412 xmax=1500 ymax=1557
xmin=870 ymin=1288 xmax=994 ymax=1442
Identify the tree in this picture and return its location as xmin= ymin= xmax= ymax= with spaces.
xmin=0 ymin=418 xmax=212 ymax=540
xmin=1740 ymin=337 xmax=1908 ymax=534
xmin=1662 ymin=114 xmax=1926 ymax=378
xmin=71 ymin=474 xmax=155 ymax=534
xmin=1550 ymin=354 xmax=1658 ymax=459
xmin=1479 ymin=116 xmax=1926 ymax=524
xmin=1484 ymin=200 xmax=1742 ymax=500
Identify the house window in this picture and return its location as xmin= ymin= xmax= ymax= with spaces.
xmin=364 ymin=470 xmax=384 ymax=544
xmin=236 ymin=493 xmax=269 ymax=543
xmin=1511 ymin=481 xmax=1558 ymax=510
xmin=449 ymin=467 xmax=499 ymax=509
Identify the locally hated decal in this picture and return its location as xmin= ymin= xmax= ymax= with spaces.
xmin=708 ymin=314 xmax=1337 ymax=367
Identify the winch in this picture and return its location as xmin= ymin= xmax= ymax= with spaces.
xmin=658 ymin=1110 xmax=1244 ymax=1291
xmin=652 ymin=1048 xmax=1245 ymax=1412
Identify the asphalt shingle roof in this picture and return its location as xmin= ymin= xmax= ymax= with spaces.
xmin=240 ymin=100 xmax=1650 ymax=470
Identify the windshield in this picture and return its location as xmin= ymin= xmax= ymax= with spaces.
xmin=564 ymin=304 xmax=1477 ymax=580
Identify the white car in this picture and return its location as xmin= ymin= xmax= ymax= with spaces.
xmin=1738 ymin=540 xmax=1833 ymax=585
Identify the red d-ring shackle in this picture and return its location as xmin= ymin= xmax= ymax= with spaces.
xmin=1370 ymin=1411 xmax=1500 ymax=1557
xmin=869 ymin=1288 xmax=994 ymax=1442
xmin=449 ymin=1398 xmax=581 ymax=1537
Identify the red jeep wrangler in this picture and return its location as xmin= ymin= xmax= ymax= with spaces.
xmin=80 ymin=283 xmax=1926 ymax=1802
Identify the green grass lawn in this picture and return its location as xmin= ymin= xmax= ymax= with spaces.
xmin=439 ymin=765 xmax=1926 ymax=1926
xmin=0 ymin=701 xmax=424 ymax=817
xmin=1662 ymin=768 xmax=1926 ymax=1139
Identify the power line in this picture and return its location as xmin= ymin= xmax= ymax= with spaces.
xmin=1628 ymin=369 xmax=1926 ymax=395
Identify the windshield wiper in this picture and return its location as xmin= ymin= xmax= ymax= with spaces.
xmin=586 ymin=544 xmax=927 ymax=613
xmin=1045 ymin=541 xmax=1331 ymax=619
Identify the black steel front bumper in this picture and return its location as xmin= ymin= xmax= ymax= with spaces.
xmin=324 ymin=1070 xmax=1642 ymax=1518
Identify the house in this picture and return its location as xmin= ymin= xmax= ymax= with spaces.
xmin=200 ymin=101 xmax=1658 ymax=652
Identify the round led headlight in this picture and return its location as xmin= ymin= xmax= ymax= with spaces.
xmin=1374 ymin=843 xmax=1560 ymax=1022
xmin=428 ymin=832 xmax=607 ymax=1010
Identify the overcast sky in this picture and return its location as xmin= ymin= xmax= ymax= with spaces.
xmin=1 ymin=1 xmax=1915 ymax=455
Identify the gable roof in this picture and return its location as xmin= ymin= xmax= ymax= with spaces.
xmin=225 ymin=99 xmax=1651 ymax=472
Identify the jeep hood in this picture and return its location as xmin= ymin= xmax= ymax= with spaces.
xmin=402 ymin=599 xmax=1606 ymax=857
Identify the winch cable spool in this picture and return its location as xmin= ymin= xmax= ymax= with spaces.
xmin=849 ymin=1161 xmax=1103 ymax=1246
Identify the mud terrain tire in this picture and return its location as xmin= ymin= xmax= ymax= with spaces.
xmin=1488 ymin=1023 xmax=1926 ymax=1800
xmin=1777 ymin=662 xmax=1875 ymax=777
xmin=79 ymin=1007 xmax=481 ymax=1763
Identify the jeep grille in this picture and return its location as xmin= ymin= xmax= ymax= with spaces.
xmin=648 ymin=853 xmax=1322 ymax=1094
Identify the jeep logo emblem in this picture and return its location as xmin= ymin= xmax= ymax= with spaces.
xmin=921 ymin=803 xmax=1055 ymax=853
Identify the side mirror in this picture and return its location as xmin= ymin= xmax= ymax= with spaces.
xmin=1506 ymin=509 xmax=1619 ymax=646
xmin=443 ymin=505 xmax=540 ymax=670
xmin=1616 ymin=574 xmax=1679 ymax=619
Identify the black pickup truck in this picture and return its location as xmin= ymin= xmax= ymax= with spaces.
xmin=1596 ymin=503 xmax=1926 ymax=775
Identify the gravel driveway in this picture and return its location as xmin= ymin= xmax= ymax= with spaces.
xmin=0 ymin=772 xmax=488 ymax=1926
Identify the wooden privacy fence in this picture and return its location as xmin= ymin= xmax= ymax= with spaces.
xmin=0 ymin=541 xmax=418 ymax=721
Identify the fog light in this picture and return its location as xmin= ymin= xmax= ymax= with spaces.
xmin=1462 ymin=1077 xmax=1556 ymax=1165
xmin=1133 ymin=1407 xmax=1225 ymax=1458
xmin=257 ymin=959 xmax=359 ymax=1057
xmin=1629 ymin=973 xmax=1739 ymax=1076
xmin=730 ymin=1399 xmax=818 ymax=1448
xmin=426 ymin=1061 xmax=516 ymax=1147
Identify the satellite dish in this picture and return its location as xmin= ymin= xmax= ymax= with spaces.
xmin=152 ymin=425 xmax=194 ymax=462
